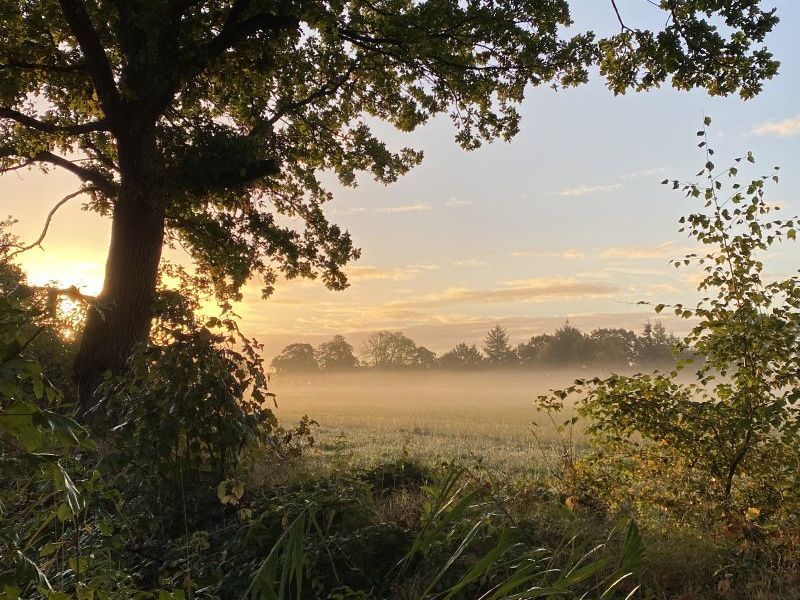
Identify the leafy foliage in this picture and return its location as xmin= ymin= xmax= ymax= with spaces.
xmin=93 ymin=266 xmax=302 ymax=481
xmin=537 ymin=120 xmax=800 ymax=523
xmin=0 ymin=257 xmax=98 ymax=597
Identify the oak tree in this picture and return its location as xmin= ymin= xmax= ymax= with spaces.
xmin=0 ymin=0 xmax=780 ymax=409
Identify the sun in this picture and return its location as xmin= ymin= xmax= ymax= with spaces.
xmin=19 ymin=254 xmax=105 ymax=297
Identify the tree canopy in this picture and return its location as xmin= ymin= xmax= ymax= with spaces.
xmin=271 ymin=342 xmax=318 ymax=373
xmin=360 ymin=330 xmax=419 ymax=369
xmin=438 ymin=342 xmax=484 ymax=370
xmin=315 ymin=334 xmax=358 ymax=371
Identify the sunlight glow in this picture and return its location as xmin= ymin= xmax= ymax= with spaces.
xmin=21 ymin=256 xmax=105 ymax=297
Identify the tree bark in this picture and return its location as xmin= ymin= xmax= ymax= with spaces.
xmin=74 ymin=130 xmax=165 ymax=417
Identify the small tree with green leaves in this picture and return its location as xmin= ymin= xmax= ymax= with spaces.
xmin=537 ymin=119 xmax=800 ymax=522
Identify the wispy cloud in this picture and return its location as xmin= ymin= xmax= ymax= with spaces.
xmin=346 ymin=264 xmax=439 ymax=282
xmin=549 ymin=183 xmax=622 ymax=197
xmin=511 ymin=249 xmax=585 ymax=259
xmin=329 ymin=207 xmax=368 ymax=216
xmin=600 ymin=241 xmax=685 ymax=260
xmin=620 ymin=167 xmax=669 ymax=180
xmin=753 ymin=115 xmax=800 ymax=138
xmin=445 ymin=196 xmax=472 ymax=208
xmin=375 ymin=203 xmax=433 ymax=213
xmin=331 ymin=203 xmax=434 ymax=215
xmin=451 ymin=259 xmax=487 ymax=267
xmin=603 ymin=266 xmax=666 ymax=276
xmin=408 ymin=278 xmax=618 ymax=308
xmin=643 ymin=283 xmax=679 ymax=294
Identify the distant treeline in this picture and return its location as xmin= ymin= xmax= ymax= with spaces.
xmin=270 ymin=321 xmax=681 ymax=373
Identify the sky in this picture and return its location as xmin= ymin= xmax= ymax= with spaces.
xmin=3 ymin=1 xmax=800 ymax=359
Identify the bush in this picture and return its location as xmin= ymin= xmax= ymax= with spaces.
xmin=537 ymin=120 xmax=800 ymax=528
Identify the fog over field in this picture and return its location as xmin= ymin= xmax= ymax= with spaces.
xmin=269 ymin=369 xmax=613 ymax=472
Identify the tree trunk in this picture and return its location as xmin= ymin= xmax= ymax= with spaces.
xmin=74 ymin=131 xmax=165 ymax=417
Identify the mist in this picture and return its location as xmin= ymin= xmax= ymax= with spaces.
xmin=268 ymin=368 xmax=623 ymax=470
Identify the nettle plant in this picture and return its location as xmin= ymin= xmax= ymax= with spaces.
xmin=537 ymin=119 xmax=800 ymax=519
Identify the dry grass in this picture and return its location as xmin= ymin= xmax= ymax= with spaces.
xmin=269 ymin=369 xmax=604 ymax=472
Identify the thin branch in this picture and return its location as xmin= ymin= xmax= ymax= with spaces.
xmin=611 ymin=0 xmax=634 ymax=32
xmin=7 ymin=188 xmax=91 ymax=258
xmin=0 ymin=107 xmax=108 ymax=135
xmin=267 ymin=65 xmax=358 ymax=125
xmin=1 ymin=145 xmax=117 ymax=195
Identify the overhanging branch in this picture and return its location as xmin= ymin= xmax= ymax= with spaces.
xmin=33 ymin=150 xmax=117 ymax=196
xmin=0 ymin=58 xmax=86 ymax=73
xmin=183 ymin=157 xmax=280 ymax=193
xmin=6 ymin=188 xmax=92 ymax=258
xmin=0 ymin=107 xmax=108 ymax=134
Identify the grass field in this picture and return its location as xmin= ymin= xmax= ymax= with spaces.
xmin=269 ymin=369 xmax=600 ymax=472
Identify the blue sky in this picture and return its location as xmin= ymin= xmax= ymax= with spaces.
xmin=5 ymin=1 xmax=799 ymax=358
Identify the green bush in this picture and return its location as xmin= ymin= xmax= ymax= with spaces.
xmin=537 ymin=120 xmax=800 ymax=528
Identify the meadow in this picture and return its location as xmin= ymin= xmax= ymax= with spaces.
xmin=270 ymin=369 xmax=599 ymax=472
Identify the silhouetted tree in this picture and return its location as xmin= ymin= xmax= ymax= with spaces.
xmin=438 ymin=343 xmax=484 ymax=370
xmin=517 ymin=334 xmax=553 ymax=367
xmin=483 ymin=325 xmax=517 ymax=367
xmin=588 ymin=328 xmax=636 ymax=366
xmin=413 ymin=346 xmax=437 ymax=370
xmin=271 ymin=343 xmax=318 ymax=374
xmin=635 ymin=321 xmax=676 ymax=364
xmin=361 ymin=331 xmax=418 ymax=369
xmin=315 ymin=335 xmax=358 ymax=372
xmin=539 ymin=323 xmax=592 ymax=366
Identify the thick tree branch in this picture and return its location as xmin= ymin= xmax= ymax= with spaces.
xmin=0 ymin=58 xmax=86 ymax=73
xmin=33 ymin=151 xmax=117 ymax=196
xmin=182 ymin=10 xmax=299 ymax=82
xmin=183 ymin=158 xmax=280 ymax=193
xmin=0 ymin=107 xmax=108 ymax=135
xmin=57 ymin=0 xmax=124 ymax=125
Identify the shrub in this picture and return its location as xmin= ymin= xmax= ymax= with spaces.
xmin=537 ymin=119 xmax=800 ymax=526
